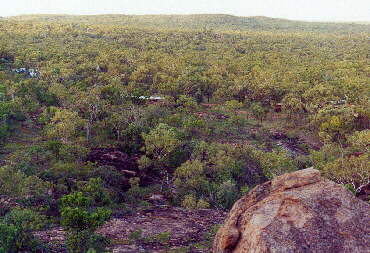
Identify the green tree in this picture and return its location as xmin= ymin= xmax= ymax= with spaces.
xmin=60 ymin=191 xmax=111 ymax=253
xmin=140 ymin=123 xmax=182 ymax=170
xmin=224 ymin=100 xmax=243 ymax=115
xmin=250 ymin=102 xmax=269 ymax=122
xmin=47 ymin=108 xmax=85 ymax=144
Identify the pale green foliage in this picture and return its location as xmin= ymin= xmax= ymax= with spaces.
xmin=282 ymin=93 xmax=303 ymax=116
xmin=303 ymin=84 xmax=337 ymax=113
xmin=310 ymin=143 xmax=340 ymax=170
xmin=313 ymin=104 xmax=367 ymax=143
xmin=321 ymin=154 xmax=369 ymax=186
xmin=224 ymin=100 xmax=243 ymax=113
xmin=348 ymin=130 xmax=370 ymax=152
xmin=174 ymin=143 xmax=269 ymax=209
xmin=197 ymin=198 xmax=211 ymax=209
xmin=181 ymin=194 xmax=210 ymax=210
xmin=3 ymin=208 xmax=48 ymax=231
xmin=47 ymin=108 xmax=85 ymax=143
xmin=174 ymin=159 xmax=216 ymax=209
xmin=258 ymin=149 xmax=296 ymax=179
xmin=0 ymin=209 xmax=47 ymax=253
xmin=176 ymin=95 xmax=198 ymax=112
xmin=319 ymin=115 xmax=346 ymax=143
xmin=142 ymin=123 xmax=181 ymax=158
xmin=250 ymin=102 xmax=268 ymax=122
xmin=174 ymin=160 xmax=209 ymax=197
xmin=0 ymin=16 xmax=369 ymax=249
xmin=341 ymin=77 xmax=370 ymax=104
xmin=108 ymin=105 xmax=145 ymax=141
xmin=60 ymin=189 xmax=111 ymax=253
xmin=311 ymin=129 xmax=370 ymax=188
xmin=77 ymin=178 xmax=112 ymax=207
xmin=48 ymin=83 xmax=70 ymax=106
xmin=181 ymin=195 xmax=197 ymax=209
xmin=141 ymin=123 xmax=181 ymax=168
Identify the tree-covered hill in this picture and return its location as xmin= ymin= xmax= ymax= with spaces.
xmin=0 ymin=13 xmax=368 ymax=253
xmin=6 ymin=14 xmax=370 ymax=33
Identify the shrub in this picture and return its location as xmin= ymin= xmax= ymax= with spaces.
xmin=60 ymin=190 xmax=111 ymax=253
xmin=87 ymin=165 xmax=130 ymax=202
xmin=60 ymin=192 xmax=92 ymax=209
xmin=258 ymin=149 xmax=296 ymax=179
xmin=0 ymin=166 xmax=50 ymax=198
xmin=65 ymin=230 xmax=109 ymax=253
xmin=196 ymin=199 xmax=210 ymax=209
xmin=182 ymin=115 xmax=209 ymax=137
xmin=174 ymin=143 xmax=271 ymax=209
xmin=77 ymin=178 xmax=112 ymax=207
xmin=0 ymin=223 xmax=17 ymax=253
xmin=181 ymin=194 xmax=197 ymax=209
xmin=215 ymin=180 xmax=240 ymax=209
xmin=321 ymin=154 xmax=369 ymax=188
xmin=124 ymin=177 xmax=152 ymax=207
xmin=250 ymin=102 xmax=269 ymax=122
xmin=3 ymin=208 xmax=48 ymax=231
xmin=174 ymin=160 xmax=210 ymax=203
xmin=8 ymin=145 xmax=53 ymax=176
xmin=0 ymin=209 xmax=48 ymax=253
xmin=128 ymin=229 xmax=143 ymax=241
xmin=176 ymin=95 xmax=198 ymax=112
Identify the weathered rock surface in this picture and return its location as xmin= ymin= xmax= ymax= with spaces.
xmin=213 ymin=168 xmax=370 ymax=253
xmin=87 ymin=148 xmax=139 ymax=173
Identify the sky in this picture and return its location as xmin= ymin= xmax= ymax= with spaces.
xmin=1 ymin=0 xmax=369 ymax=22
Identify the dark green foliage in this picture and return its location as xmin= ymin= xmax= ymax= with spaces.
xmin=77 ymin=178 xmax=112 ymax=207
xmin=0 ymin=223 xmax=18 ymax=253
xmin=60 ymin=206 xmax=111 ymax=231
xmin=123 ymin=177 xmax=152 ymax=207
xmin=59 ymin=183 xmax=112 ymax=253
xmin=0 ymin=100 xmax=23 ymax=140
xmin=0 ymin=209 xmax=48 ymax=253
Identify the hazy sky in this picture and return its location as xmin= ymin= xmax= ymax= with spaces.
xmin=1 ymin=0 xmax=369 ymax=22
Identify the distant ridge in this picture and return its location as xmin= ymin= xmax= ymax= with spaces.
xmin=7 ymin=14 xmax=370 ymax=33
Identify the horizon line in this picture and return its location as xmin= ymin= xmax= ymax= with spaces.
xmin=3 ymin=13 xmax=370 ymax=24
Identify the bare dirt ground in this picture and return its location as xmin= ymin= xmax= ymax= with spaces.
xmin=35 ymin=205 xmax=227 ymax=253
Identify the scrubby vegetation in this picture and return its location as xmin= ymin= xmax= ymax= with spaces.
xmin=0 ymin=14 xmax=369 ymax=252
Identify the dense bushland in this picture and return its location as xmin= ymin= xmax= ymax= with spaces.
xmin=0 ymin=15 xmax=368 ymax=252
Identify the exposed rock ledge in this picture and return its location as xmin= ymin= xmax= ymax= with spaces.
xmin=213 ymin=168 xmax=370 ymax=253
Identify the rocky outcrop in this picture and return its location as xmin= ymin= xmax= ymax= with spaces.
xmin=213 ymin=168 xmax=370 ymax=253
xmin=87 ymin=148 xmax=139 ymax=174
xmin=356 ymin=182 xmax=370 ymax=202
